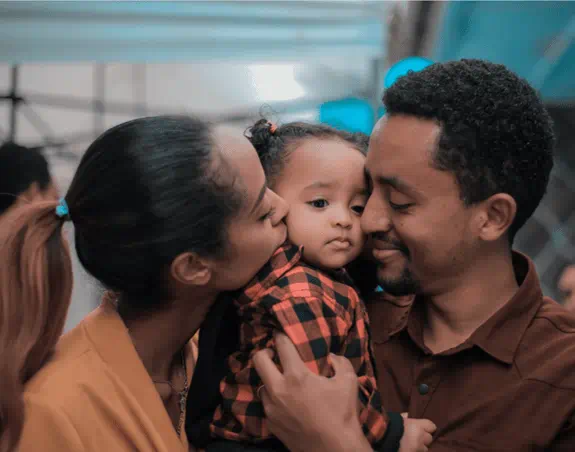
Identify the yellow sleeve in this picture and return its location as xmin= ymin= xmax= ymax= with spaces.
xmin=18 ymin=396 xmax=85 ymax=451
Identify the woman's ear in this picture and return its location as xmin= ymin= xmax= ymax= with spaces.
xmin=170 ymin=252 xmax=212 ymax=287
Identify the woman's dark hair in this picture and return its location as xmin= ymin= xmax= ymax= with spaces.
xmin=0 ymin=142 xmax=52 ymax=214
xmin=245 ymin=119 xmax=369 ymax=186
xmin=69 ymin=115 xmax=243 ymax=313
xmin=0 ymin=115 xmax=242 ymax=451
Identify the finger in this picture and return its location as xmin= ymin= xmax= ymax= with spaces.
xmin=260 ymin=348 xmax=275 ymax=360
xmin=259 ymin=387 xmax=278 ymax=425
xmin=253 ymin=348 xmax=283 ymax=390
xmin=423 ymin=432 xmax=434 ymax=446
xmin=259 ymin=386 xmax=271 ymax=412
xmin=401 ymin=412 xmax=409 ymax=419
xmin=274 ymin=333 xmax=309 ymax=376
xmin=329 ymin=353 xmax=356 ymax=377
xmin=421 ymin=419 xmax=437 ymax=433
xmin=256 ymin=384 xmax=266 ymax=400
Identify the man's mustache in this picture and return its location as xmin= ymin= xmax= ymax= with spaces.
xmin=370 ymin=233 xmax=409 ymax=256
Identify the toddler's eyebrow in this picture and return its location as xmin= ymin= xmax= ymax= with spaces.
xmin=303 ymin=181 xmax=335 ymax=190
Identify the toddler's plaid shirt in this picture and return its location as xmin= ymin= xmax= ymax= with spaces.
xmin=210 ymin=243 xmax=388 ymax=446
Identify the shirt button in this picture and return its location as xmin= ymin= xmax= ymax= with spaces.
xmin=418 ymin=383 xmax=430 ymax=395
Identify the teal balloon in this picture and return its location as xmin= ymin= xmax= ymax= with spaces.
xmin=318 ymin=57 xmax=432 ymax=133
xmin=384 ymin=57 xmax=434 ymax=88
xmin=319 ymin=98 xmax=375 ymax=134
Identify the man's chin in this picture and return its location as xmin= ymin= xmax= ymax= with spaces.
xmin=376 ymin=265 xmax=405 ymax=284
xmin=379 ymin=283 xmax=418 ymax=297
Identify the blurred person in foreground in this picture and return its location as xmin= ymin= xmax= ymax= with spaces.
xmin=0 ymin=142 xmax=58 ymax=216
xmin=559 ymin=265 xmax=575 ymax=311
xmin=250 ymin=59 xmax=575 ymax=451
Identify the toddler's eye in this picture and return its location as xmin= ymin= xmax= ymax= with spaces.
xmin=308 ymin=199 xmax=329 ymax=209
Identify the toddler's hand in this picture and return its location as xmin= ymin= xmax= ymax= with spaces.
xmin=398 ymin=413 xmax=436 ymax=452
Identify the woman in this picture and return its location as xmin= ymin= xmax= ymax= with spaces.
xmin=0 ymin=116 xmax=288 ymax=452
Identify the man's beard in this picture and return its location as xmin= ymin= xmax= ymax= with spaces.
xmin=378 ymin=265 xmax=421 ymax=296
xmin=370 ymin=232 xmax=420 ymax=296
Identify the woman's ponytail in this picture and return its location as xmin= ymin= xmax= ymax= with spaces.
xmin=0 ymin=201 xmax=73 ymax=452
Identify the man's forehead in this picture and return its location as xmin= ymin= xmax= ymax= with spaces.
xmin=369 ymin=118 xmax=439 ymax=166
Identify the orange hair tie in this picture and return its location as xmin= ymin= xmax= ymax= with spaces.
xmin=268 ymin=122 xmax=277 ymax=134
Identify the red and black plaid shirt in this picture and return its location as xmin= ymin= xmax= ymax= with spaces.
xmin=211 ymin=243 xmax=387 ymax=445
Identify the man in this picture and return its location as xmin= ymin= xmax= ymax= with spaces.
xmin=0 ymin=142 xmax=58 ymax=216
xmin=254 ymin=59 xmax=575 ymax=451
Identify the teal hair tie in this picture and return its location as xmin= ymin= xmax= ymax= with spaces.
xmin=55 ymin=198 xmax=69 ymax=218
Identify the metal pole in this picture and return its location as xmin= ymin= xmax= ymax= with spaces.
xmin=369 ymin=58 xmax=383 ymax=124
xmin=8 ymin=65 xmax=20 ymax=141
xmin=368 ymin=2 xmax=390 ymax=125
xmin=93 ymin=64 xmax=106 ymax=138
xmin=529 ymin=16 xmax=575 ymax=90
xmin=132 ymin=63 xmax=148 ymax=117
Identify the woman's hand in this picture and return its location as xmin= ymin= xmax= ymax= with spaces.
xmin=253 ymin=333 xmax=372 ymax=452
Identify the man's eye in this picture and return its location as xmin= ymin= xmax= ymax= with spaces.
xmin=389 ymin=201 xmax=413 ymax=211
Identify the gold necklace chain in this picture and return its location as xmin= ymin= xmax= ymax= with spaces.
xmin=125 ymin=321 xmax=190 ymax=437
xmin=151 ymin=348 xmax=189 ymax=436
xmin=177 ymin=349 xmax=189 ymax=436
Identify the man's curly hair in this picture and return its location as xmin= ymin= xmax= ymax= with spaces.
xmin=383 ymin=59 xmax=555 ymax=244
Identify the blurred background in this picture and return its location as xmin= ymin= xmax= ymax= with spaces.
xmin=0 ymin=0 xmax=574 ymax=330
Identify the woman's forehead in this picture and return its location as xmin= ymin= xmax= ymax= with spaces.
xmin=212 ymin=127 xmax=266 ymax=204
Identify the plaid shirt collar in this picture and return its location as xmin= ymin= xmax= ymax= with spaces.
xmin=234 ymin=242 xmax=354 ymax=306
xmin=234 ymin=242 xmax=303 ymax=305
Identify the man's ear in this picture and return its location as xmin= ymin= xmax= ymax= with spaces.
xmin=476 ymin=193 xmax=517 ymax=242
